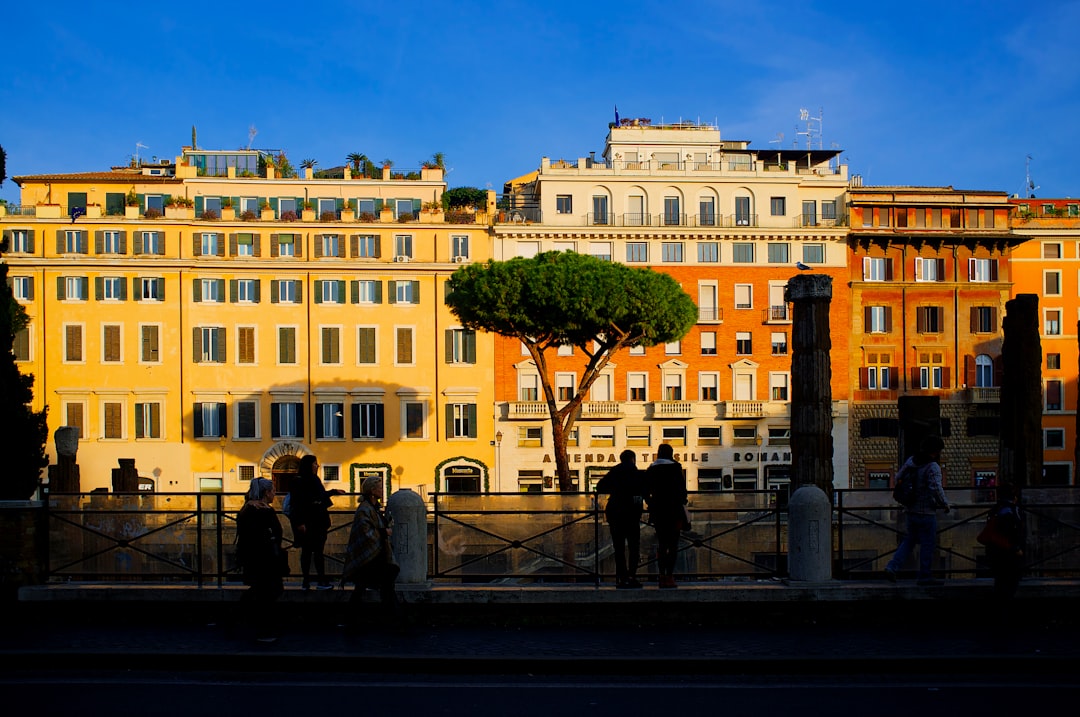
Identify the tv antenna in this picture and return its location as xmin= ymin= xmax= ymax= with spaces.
xmin=247 ymin=125 xmax=258 ymax=150
xmin=135 ymin=142 xmax=148 ymax=166
xmin=795 ymin=107 xmax=823 ymax=150
xmin=1024 ymin=154 xmax=1039 ymax=198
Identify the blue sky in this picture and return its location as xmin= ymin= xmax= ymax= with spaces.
xmin=2 ymin=0 xmax=1078 ymax=204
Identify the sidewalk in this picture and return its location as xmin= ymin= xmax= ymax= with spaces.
xmin=6 ymin=578 xmax=1080 ymax=675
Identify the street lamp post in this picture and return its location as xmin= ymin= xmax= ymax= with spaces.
xmin=494 ymin=431 xmax=503 ymax=491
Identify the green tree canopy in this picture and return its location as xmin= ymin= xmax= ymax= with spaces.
xmin=0 ymin=262 xmax=48 ymax=499
xmin=446 ymin=251 xmax=697 ymax=490
xmin=442 ymin=186 xmax=487 ymax=211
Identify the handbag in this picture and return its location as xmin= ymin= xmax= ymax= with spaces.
xmin=977 ymin=513 xmax=1011 ymax=550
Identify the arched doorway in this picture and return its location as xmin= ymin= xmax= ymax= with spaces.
xmin=272 ymin=455 xmax=301 ymax=494
xmin=259 ymin=441 xmax=311 ymax=494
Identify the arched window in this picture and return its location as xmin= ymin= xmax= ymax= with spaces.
xmin=975 ymin=354 xmax=993 ymax=387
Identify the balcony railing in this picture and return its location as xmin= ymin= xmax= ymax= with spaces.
xmin=652 ymin=401 xmax=693 ymax=418
xmin=967 ymin=387 xmax=1001 ymax=403
xmin=763 ymin=305 xmax=790 ymax=323
xmin=698 ymin=307 xmax=723 ymax=323
xmin=724 ymin=401 xmax=765 ymax=418
xmin=508 ymin=401 xmax=547 ymax=419
xmin=580 ymin=401 xmax=624 ymax=419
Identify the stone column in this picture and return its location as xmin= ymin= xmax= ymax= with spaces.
xmin=784 ymin=274 xmax=834 ymax=582
xmin=47 ymin=426 xmax=80 ymax=493
xmin=387 ymin=489 xmax=428 ymax=584
xmin=999 ymin=294 xmax=1042 ymax=487
xmin=112 ymin=459 xmax=139 ymax=493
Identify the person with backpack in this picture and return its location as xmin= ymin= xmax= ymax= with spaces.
xmin=885 ymin=435 xmax=952 ymax=586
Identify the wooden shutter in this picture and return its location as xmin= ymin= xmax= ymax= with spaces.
xmin=104 ymin=325 xmax=121 ymax=362
xmin=142 ymin=325 xmax=159 ymax=362
xmin=104 ymin=402 xmax=122 ymax=439
xmin=155 ymin=278 xmax=165 ymax=301
xmin=295 ymin=233 xmax=303 ymax=258
xmin=350 ymin=235 xmax=358 ymax=257
xmin=445 ymin=404 xmax=454 ymax=439
xmin=135 ymin=403 xmax=145 ymax=439
xmin=373 ymin=281 xmax=382 ymax=304
xmin=253 ymin=234 xmax=261 ymax=257
xmin=238 ymin=402 xmax=255 ymax=438
xmin=239 ymin=327 xmax=255 ymax=364
xmin=94 ymin=277 xmax=103 ymax=301
xmin=192 ymin=278 xmax=202 ymax=302
xmin=118 ymin=231 xmax=127 ymax=255
xmin=373 ymin=235 xmax=381 ymax=258
xmin=253 ymin=280 xmax=261 ymax=303
xmin=192 ymin=233 xmax=201 ymax=256
xmin=216 ymin=233 xmax=225 ymax=257
xmin=56 ymin=276 xmax=66 ymax=300
xmin=358 ymin=328 xmax=375 ymax=363
xmin=55 ymin=230 xmax=64 ymax=254
xmin=916 ymin=308 xmax=926 ymax=333
xmin=271 ymin=281 xmax=279 ymax=304
xmin=314 ymin=235 xmax=324 ymax=258
xmin=295 ymin=404 xmax=304 ymax=438
xmin=270 ymin=233 xmax=279 ymax=258
xmin=95 ymin=230 xmax=104 ymax=254
xmin=990 ymin=260 xmax=999 ymax=281
xmin=217 ymin=328 xmax=226 ymax=363
xmin=884 ymin=258 xmax=894 ymax=280
xmin=67 ymin=403 xmax=84 ymax=438
xmin=464 ymin=331 xmax=476 ymax=363
xmin=965 ymin=355 xmax=975 ymax=387
xmin=467 ymin=404 xmax=477 ymax=438
xmin=229 ymin=280 xmax=238 ymax=303
xmin=134 ymin=231 xmax=143 ymax=255
xmin=314 ymin=281 xmax=323 ymax=304
xmin=66 ymin=325 xmax=82 ymax=361
xmin=192 ymin=327 xmax=203 ymax=363
xmin=270 ymin=404 xmax=279 ymax=438
xmin=315 ymin=404 xmax=324 ymax=439
xmin=396 ymin=327 xmax=413 ymax=364
xmin=229 ymin=233 xmax=238 ymax=257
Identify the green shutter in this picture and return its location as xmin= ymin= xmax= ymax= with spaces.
xmin=195 ymin=196 xmax=204 ymax=214
xmin=411 ymin=280 xmax=420 ymax=304
xmin=56 ymin=276 xmax=66 ymax=300
xmin=156 ymin=278 xmax=165 ymax=301
xmin=350 ymin=280 xmax=359 ymax=304
xmin=373 ymin=281 xmax=382 ymax=304
xmin=445 ymin=329 xmax=454 ymax=363
xmin=253 ymin=279 xmax=261 ymax=303
xmin=387 ymin=281 xmax=396 ymax=304
xmin=94 ymin=277 xmax=103 ymax=301
xmin=270 ymin=280 xmax=279 ymax=303
xmin=445 ymin=404 xmax=454 ymax=439
xmin=193 ymin=328 xmax=202 ymax=362
xmin=468 ymin=404 xmax=477 ymax=438
xmin=314 ymin=282 xmax=322 ymax=304
xmin=192 ymin=278 xmax=201 ymax=302
xmin=229 ymin=280 xmax=238 ymax=303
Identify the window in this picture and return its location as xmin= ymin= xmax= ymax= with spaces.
xmin=591 ymin=374 xmax=612 ymax=401
xmin=663 ymin=197 xmax=681 ymax=226
xmin=396 ymin=327 xmax=414 ymax=365
xmin=352 ymin=403 xmax=384 ymax=439
xmin=520 ymin=374 xmax=539 ymax=401
xmin=974 ymin=354 xmax=993 ymax=388
xmin=971 ymin=306 xmax=997 ymax=334
xmin=1047 ymin=353 xmax=1061 ymax=370
xmin=234 ymin=279 xmax=259 ymax=303
xmin=102 ymin=324 xmax=121 ymax=363
xmin=200 ymin=233 xmax=221 ymax=256
xmin=135 ymin=402 xmax=161 ymax=439
xmin=276 ymin=233 xmax=297 ymax=257
xmin=403 ymin=401 xmax=426 ymax=439
xmin=319 ymin=280 xmax=345 ymax=304
xmin=699 ymin=372 xmax=718 ymax=401
xmin=271 ymin=402 xmax=303 ymax=439
xmin=770 ymin=373 xmax=789 ymax=401
xmin=591 ymin=427 xmax=615 ymax=447
xmin=451 ymin=235 xmax=469 ymax=260
xmin=917 ymin=352 xmax=947 ymax=389
xmin=13 ymin=328 xmax=30 ymax=361
xmin=61 ymin=276 xmax=88 ymax=301
xmin=862 ymin=257 xmax=892 ymax=281
xmin=665 ymin=340 xmax=681 ymax=355
xmin=865 ymin=306 xmax=892 ymax=334
xmin=968 ymin=258 xmax=999 ymax=282
xmin=274 ymin=280 xmax=300 ymax=304
xmin=1043 ymin=242 xmax=1063 ymax=259
xmin=768 ymin=427 xmax=791 ymax=445
xmin=701 ymin=332 xmax=717 ymax=356
xmin=322 ymin=234 xmax=342 ymax=257
xmin=629 ymin=344 xmax=645 ymax=356
xmin=195 ymin=327 xmax=225 ymax=363
xmin=589 ymin=242 xmax=612 ymax=261
xmin=235 ymin=233 xmax=256 ymax=257
xmin=321 ymin=327 xmax=341 ymax=364
xmin=394 ymin=234 xmax=413 ymax=259
xmin=62 ymin=230 xmax=87 ymax=254
xmin=626 ymin=242 xmax=648 ymax=262
xmin=663 ymin=374 xmax=683 ymax=401
xmin=64 ymin=402 xmax=85 ymax=438
xmin=517 ymin=241 xmax=540 ymax=258
xmin=447 ymin=328 xmax=476 ymax=364
xmin=1045 ymin=428 xmax=1066 ymax=449
xmin=1045 ymin=309 xmax=1062 ymax=336
xmin=1046 ymin=379 xmax=1064 ymax=411
xmin=699 ymin=197 xmax=716 ymax=226
xmin=698 ymin=242 xmax=719 ymax=263
xmin=770 ymin=197 xmax=786 ymax=216
xmin=519 ymin=426 xmax=543 ymax=447
xmin=12 ymin=276 xmax=33 ymax=302
xmin=915 ymin=258 xmax=945 ymax=282
xmin=767 ymin=243 xmax=789 ymax=264
xmin=237 ymin=401 xmax=258 ymax=439
xmin=917 ymin=306 xmax=944 ymax=334
xmin=771 ymin=332 xmax=787 ymax=355
xmin=802 ymin=244 xmax=824 ymax=264
xmin=802 ymin=200 xmax=818 ymax=226
xmin=698 ymin=282 xmax=719 ymax=322
xmin=237 ymin=326 xmax=256 ymax=364
xmin=736 ymin=332 xmax=752 ymax=355
xmin=140 ymin=325 xmax=160 ymax=363
xmin=64 ymin=325 xmax=83 ymax=362
xmin=447 ymin=403 xmax=477 ymax=439
xmin=698 ymin=427 xmax=722 ymax=446
xmin=734 ymin=284 xmax=753 ymax=310
xmin=8 ymin=229 xmax=32 ymax=253
xmin=661 ymin=426 xmax=686 ymax=446
xmin=556 ymin=195 xmax=572 ymax=214
xmin=735 ymin=196 xmax=751 ymax=225
xmin=821 ymin=201 xmax=837 ymax=220
xmin=278 ymin=327 xmax=297 ymax=364
xmin=140 ymin=231 xmax=162 ymax=255
xmin=1044 ymin=271 xmax=1062 ymax=296
xmin=732 ymin=244 xmax=754 ymax=263
xmin=195 ymin=402 xmax=226 ymax=439
xmin=556 ymin=373 xmax=575 ymax=401
xmin=100 ymin=230 xmax=124 ymax=255
xmin=623 ymin=426 xmax=649 ymax=446
xmin=656 ymin=242 xmax=684 ymax=263
xmin=316 ymin=403 xmax=345 ymax=439
xmin=628 ymin=373 xmax=647 ymax=402
xmin=356 ymin=327 xmax=377 ymax=365
xmin=349 ymin=234 xmax=377 ymax=259
xmin=592 ymin=195 xmax=609 ymax=225
xmin=863 ymin=353 xmax=895 ymax=390
xmin=390 ymin=280 xmax=419 ymax=304
xmin=103 ymin=402 xmax=123 ymax=439
xmin=198 ymin=278 xmax=225 ymax=303
xmin=139 ymin=278 xmax=164 ymax=301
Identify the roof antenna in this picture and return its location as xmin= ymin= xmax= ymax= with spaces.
xmin=135 ymin=142 xmax=148 ymax=166
xmin=247 ymin=125 xmax=258 ymax=150
xmin=1025 ymin=155 xmax=1039 ymax=198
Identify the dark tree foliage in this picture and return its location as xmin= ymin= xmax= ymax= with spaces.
xmin=447 ymin=251 xmax=697 ymax=490
xmin=0 ymin=262 xmax=48 ymax=499
xmin=0 ymin=144 xmax=6 ymax=186
xmin=442 ymin=186 xmax=487 ymax=211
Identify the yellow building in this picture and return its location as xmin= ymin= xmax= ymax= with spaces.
xmin=2 ymin=148 xmax=494 ymax=498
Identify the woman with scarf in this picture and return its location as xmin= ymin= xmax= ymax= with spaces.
xmin=236 ymin=478 xmax=284 ymax=642
xmin=341 ymin=476 xmax=400 ymax=627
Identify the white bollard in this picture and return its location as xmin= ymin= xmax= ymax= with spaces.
xmin=787 ymin=484 xmax=833 ymax=582
xmin=386 ymin=489 xmax=428 ymax=584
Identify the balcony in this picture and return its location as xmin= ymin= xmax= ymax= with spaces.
xmin=723 ymin=401 xmax=765 ymax=418
xmin=698 ymin=307 xmax=724 ymax=323
xmin=763 ymin=305 xmax=791 ymax=323
xmin=507 ymin=401 xmax=548 ymax=419
xmin=651 ymin=401 xmax=693 ymax=418
xmin=967 ymin=387 xmax=1001 ymax=404
xmin=579 ymin=401 xmax=624 ymax=419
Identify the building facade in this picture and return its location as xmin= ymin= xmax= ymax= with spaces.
xmin=2 ymin=149 xmax=494 ymax=497
xmin=492 ymin=120 xmax=852 ymax=494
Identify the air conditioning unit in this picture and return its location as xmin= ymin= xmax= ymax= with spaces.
xmin=452 ymin=255 xmax=467 ymax=263
xmin=394 ymin=255 xmax=410 ymax=263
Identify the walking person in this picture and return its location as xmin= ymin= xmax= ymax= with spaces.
xmin=596 ymin=450 xmax=645 ymax=589
xmin=985 ymin=483 xmax=1025 ymax=600
xmin=885 ymin=435 xmax=953 ymax=586
xmin=644 ymin=443 xmax=688 ymax=589
xmin=341 ymin=475 xmax=399 ymax=628
xmin=288 ymin=454 xmax=344 ymax=590
xmin=236 ymin=478 xmax=285 ymax=642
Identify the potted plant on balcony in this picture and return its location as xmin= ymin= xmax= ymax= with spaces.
xmin=260 ymin=200 xmax=274 ymax=221
xmin=301 ymin=200 xmax=315 ymax=222
xmin=340 ymin=199 xmax=356 ymax=222
xmin=420 ymin=199 xmax=444 ymax=223
xmin=124 ymin=189 xmax=140 ymax=219
xmin=220 ymin=197 xmax=236 ymax=221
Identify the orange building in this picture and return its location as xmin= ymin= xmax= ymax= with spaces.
xmin=1008 ymin=197 xmax=1080 ymax=485
xmin=847 ymin=187 xmax=1019 ymax=488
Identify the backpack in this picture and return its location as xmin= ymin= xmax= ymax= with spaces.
xmin=281 ymin=493 xmax=292 ymax=519
xmin=892 ymin=464 xmax=920 ymax=508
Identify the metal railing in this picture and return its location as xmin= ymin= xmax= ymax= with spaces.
xmin=38 ymin=488 xmax=1080 ymax=584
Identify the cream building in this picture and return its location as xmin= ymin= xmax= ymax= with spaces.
xmin=2 ymin=148 xmax=494 ymax=497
